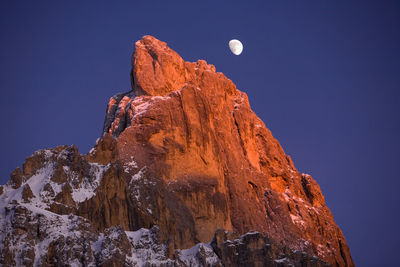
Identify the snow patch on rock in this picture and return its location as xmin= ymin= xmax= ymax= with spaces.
xmin=71 ymin=163 xmax=109 ymax=203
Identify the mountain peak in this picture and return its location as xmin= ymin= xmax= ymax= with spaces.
xmin=101 ymin=36 xmax=353 ymax=266
xmin=0 ymin=36 xmax=353 ymax=266
xmin=131 ymin=35 xmax=231 ymax=97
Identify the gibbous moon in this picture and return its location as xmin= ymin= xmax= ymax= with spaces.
xmin=229 ymin=39 xmax=243 ymax=55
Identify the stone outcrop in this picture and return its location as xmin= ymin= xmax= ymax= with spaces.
xmin=211 ymin=229 xmax=329 ymax=267
xmin=103 ymin=36 xmax=353 ymax=266
xmin=0 ymin=35 xmax=353 ymax=266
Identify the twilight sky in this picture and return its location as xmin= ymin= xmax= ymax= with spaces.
xmin=1 ymin=1 xmax=399 ymax=266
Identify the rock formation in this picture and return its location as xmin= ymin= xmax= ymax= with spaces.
xmin=0 ymin=36 xmax=353 ymax=266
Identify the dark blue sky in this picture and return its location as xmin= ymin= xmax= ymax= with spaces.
xmin=1 ymin=1 xmax=399 ymax=265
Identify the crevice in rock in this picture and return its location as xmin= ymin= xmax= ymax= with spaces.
xmin=232 ymin=111 xmax=247 ymax=158
xmin=248 ymin=181 xmax=257 ymax=190
xmin=339 ymin=239 xmax=348 ymax=266
xmin=301 ymin=174 xmax=313 ymax=204
xmin=177 ymin=91 xmax=191 ymax=147
xmin=102 ymin=90 xmax=135 ymax=138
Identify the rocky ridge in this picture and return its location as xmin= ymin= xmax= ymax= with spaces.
xmin=0 ymin=36 xmax=353 ymax=266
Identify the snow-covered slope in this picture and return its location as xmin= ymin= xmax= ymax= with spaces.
xmin=0 ymin=144 xmax=328 ymax=266
xmin=0 ymin=146 xmax=220 ymax=266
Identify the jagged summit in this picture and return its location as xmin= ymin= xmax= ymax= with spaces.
xmin=0 ymin=36 xmax=353 ymax=266
xmin=131 ymin=35 xmax=225 ymax=96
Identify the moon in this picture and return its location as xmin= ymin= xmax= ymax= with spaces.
xmin=229 ymin=39 xmax=243 ymax=55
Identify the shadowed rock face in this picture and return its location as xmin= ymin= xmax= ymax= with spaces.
xmin=0 ymin=36 xmax=353 ymax=266
xmin=211 ymin=229 xmax=329 ymax=267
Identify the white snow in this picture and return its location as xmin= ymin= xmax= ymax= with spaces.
xmin=151 ymin=95 xmax=171 ymax=101
xmin=293 ymin=196 xmax=305 ymax=203
xmin=146 ymin=207 xmax=153 ymax=214
xmin=0 ymin=146 xmax=225 ymax=266
xmin=1 ymin=145 xmax=319 ymax=266
xmin=130 ymin=95 xmax=171 ymax=120
xmin=129 ymin=168 xmax=145 ymax=185
xmin=0 ymin=162 xmax=56 ymax=212
xmin=132 ymin=100 xmax=151 ymax=118
xmin=123 ymin=157 xmax=138 ymax=173
xmin=25 ymin=163 xmax=55 ymax=198
xmin=125 ymin=228 xmax=220 ymax=267
xmin=0 ymin=196 xmax=93 ymax=267
xmin=0 ymin=149 xmax=110 ymax=217
xmin=43 ymin=149 xmax=54 ymax=159
xmin=125 ymin=228 xmax=148 ymax=243
xmin=178 ymin=243 xmax=220 ymax=266
xmin=128 ymin=168 xmax=148 ymax=203
xmin=275 ymin=257 xmax=289 ymax=263
xmin=71 ymin=163 xmax=109 ymax=203
xmin=88 ymin=147 xmax=96 ymax=155
xmin=282 ymin=192 xmax=290 ymax=202
xmin=290 ymin=213 xmax=305 ymax=227
xmin=316 ymin=244 xmax=331 ymax=257
xmin=124 ymin=228 xmax=174 ymax=266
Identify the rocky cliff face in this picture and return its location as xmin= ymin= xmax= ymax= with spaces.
xmin=0 ymin=36 xmax=353 ymax=266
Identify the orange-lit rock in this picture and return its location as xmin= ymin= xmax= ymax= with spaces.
xmin=0 ymin=35 xmax=353 ymax=266
xmin=102 ymin=35 xmax=354 ymax=266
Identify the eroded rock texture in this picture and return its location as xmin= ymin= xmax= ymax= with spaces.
xmin=103 ymin=36 xmax=353 ymax=266
xmin=0 ymin=36 xmax=353 ymax=266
